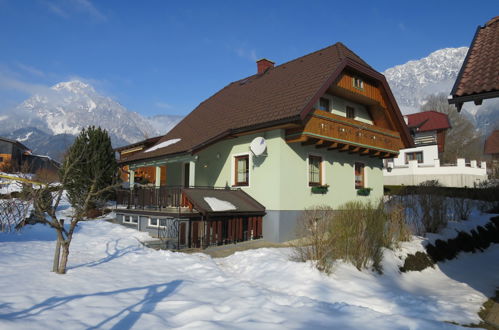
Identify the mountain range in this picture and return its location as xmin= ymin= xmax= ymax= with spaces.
xmin=0 ymin=47 xmax=497 ymax=160
xmin=0 ymin=81 xmax=182 ymax=160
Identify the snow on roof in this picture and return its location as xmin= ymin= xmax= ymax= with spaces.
xmin=203 ymin=197 xmax=237 ymax=212
xmin=144 ymin=138 xmax=181 ymax=153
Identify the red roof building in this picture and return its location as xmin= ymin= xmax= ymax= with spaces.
xmin=404 ymin=111 xmax=451 ymax=153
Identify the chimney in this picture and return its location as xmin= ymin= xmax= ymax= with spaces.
xmin=256 ymin=58 xmax=274 ymax=74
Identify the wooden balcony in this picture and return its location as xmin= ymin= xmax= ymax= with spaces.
xmin=286 ymin=110 xmax=404 ymax=158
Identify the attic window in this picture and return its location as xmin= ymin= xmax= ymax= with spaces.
xmin=319 ymin=98 xmax=330 ymax=111
xmin=353 ymin=77 xmax=364 ymax=89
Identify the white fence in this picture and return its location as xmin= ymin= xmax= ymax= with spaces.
xmin=383 ymin=158 xmax=488 ymax=187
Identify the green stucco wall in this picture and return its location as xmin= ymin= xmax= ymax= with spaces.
xmin=193 ymin=129 xmax=383 ymax=211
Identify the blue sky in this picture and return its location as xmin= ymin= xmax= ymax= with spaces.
xmin=0 ymin=0 xmax=496 ymax=118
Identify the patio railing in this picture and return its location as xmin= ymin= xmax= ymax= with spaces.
xmin=116 ymin=186 xmax=186 ymax=210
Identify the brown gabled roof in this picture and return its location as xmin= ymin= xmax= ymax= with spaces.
xmin=449 ymin=16 xmax=499 ymax=110
xmin=406 ymin=111 xmax=451 ymax=132
xmin=123 ymin=42 xmax=411 ymax=164
xmin=484 ymin=130 xmax=499 ymax=155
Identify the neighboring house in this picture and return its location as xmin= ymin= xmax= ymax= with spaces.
xmin=115 ymin=136 xmax=163 ymax=184
xmin=448 ymin=16 xmax=499 ymax=111
xmin=116 ymin=42 xmax=412 ymax=247
xmin=484 ymin=130 xmax=499 ymax=178
xmin=389 ymin=111 xmax=451 ymax=167
xmin=0 ymin=137 xmax=60 ymax=174
xmin=384 ymin=112 xmax=487 ymax=187
xmin=0 ymin=137 xmax=30 ymax=171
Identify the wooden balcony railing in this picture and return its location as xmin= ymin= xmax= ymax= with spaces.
xmin=116 ymin=186 xmax=189 ymax=210
xmin=286 ymin=110 xmax=404 ymax=158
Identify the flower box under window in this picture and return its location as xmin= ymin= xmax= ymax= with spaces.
xmin=311 ymin=185 xmax=329 ymax=194
xmin=357 ymin=187 xmax=372 ymax=196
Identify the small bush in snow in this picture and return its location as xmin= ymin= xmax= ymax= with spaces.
xmin=293 ymin=201 xmax=410 ymax=274
xmin=450 ymin=198 xmax=473 ymax=221
xmin=292 ymin=205 xmax=335 ymax=274
xmin=417 ymin=180 xmax=448 ymax=233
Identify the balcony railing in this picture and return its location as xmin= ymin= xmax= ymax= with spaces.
xmin=116 ymin=186 xmax=187 ymax=210
xmin=286 ymin=109 xmax=404 ymax=157
xmin=115 ymin=185 xmax=240 ymax=211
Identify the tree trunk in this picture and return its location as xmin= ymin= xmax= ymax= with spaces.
xmin=57 ymin=242 xmax=70 ymax=274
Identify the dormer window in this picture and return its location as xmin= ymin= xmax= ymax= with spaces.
xmin=319 ymin=97 xmax=330 ymax=111
xmin=353 ymin=77 xmax=364 ymax=89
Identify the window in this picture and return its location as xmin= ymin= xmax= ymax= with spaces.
xmin=124 ymin=216 xmax=138 ymax=224
xmin=308 ymin=155 xmax=322 ymax=186
xmin=234 ymin=155 xmax=249 ymax=186
xmin=406 ymin=152 xmax=423 ymax=164
xmin=0 ymin=157 xmax=3 ymax=162
xmin=353 ymin=77 xmax=364 ymax=89
xmin=346 ymin=106 xmax=355 ymax=119
xmin=319 ymin=97 xmax=330 ymax=111
xmin=354 ymin=162 xmax=365 ymax=189
xmin=149 ymin=218 xmax=166 ymax=228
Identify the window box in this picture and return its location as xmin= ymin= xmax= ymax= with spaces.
xmin=357 ymin=187 xmax=372 ymax=196
xmin=311 ymin=184 xmax=329 ymax=194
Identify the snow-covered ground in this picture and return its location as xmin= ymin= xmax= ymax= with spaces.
xmin=0 ymin=209 xmax=498 ymax=329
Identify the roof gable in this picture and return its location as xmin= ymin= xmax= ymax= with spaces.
xmin=123 ymin=43 xmax=412 ymax=163
xmin=406 ymin=111 xmax=451 ymax=132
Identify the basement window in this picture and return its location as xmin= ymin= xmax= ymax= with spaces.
xmin=353 ymin=77 xmax=364 ymax=89
xmin=308 ymin=155 xmax=323 ymax=186
xmin=124 ymin=216 xmax=138 ymax=224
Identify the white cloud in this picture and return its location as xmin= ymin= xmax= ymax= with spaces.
xmin=235 ymin=47 xmax=257 ymax=62
xmin=16 ymin=62 xmax=45 ymax=77
xmin=41 ymin=0 xmax=106 ymax=21
xmin=154 ymin=102 xmax=172 ymax=109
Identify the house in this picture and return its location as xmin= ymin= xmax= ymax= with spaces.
xmin=383 ymin=112 xmax=487 ymax=187
xmin=0 ymin=137 xmax=60 ymax=175
xmin=0 ymin=137 xmax=30 ymax=172
xmin=484 ymin=130 xmax=499 ymax=178
xmin=115 ymin=42 xmax=412 ymax=247
xmin=448 ymin=16 xmax=499 ymax=111
xmin=389 ymin=111 xmax=451 ymax=167
xmin=115 ymin=135 xmax=163 ymax=184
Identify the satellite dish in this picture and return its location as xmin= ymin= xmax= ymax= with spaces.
xmin=250 ymin=137 xmax=267 ymax=156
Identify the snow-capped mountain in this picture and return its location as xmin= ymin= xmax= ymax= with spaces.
xmin=384 ymin=47 xmax=499 ymax=134
xmin=0 ymin=80 xmax=182 ymax=159
xmin=383 ymin=47 xmax=468 ymax=114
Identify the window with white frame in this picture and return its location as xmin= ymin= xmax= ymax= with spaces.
xmin=353 ymin=77 xmax=364 ymax=89
xmin=124 ymin=216 xmax=138 ymax=224
xmin=148 ymin=218 xmax=166 ymax=228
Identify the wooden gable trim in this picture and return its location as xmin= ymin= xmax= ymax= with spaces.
xmin=298 ymin=58 xmax=413 ymax=149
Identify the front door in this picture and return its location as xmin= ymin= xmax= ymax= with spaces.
xmin=183 ymin=163 xmax=190 ymax=187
